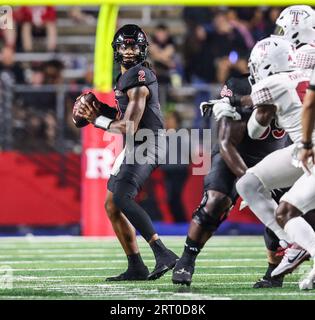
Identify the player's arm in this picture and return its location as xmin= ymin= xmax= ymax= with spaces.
xmin=218 ymin=117 xmax=248 ymax=178
xmin=247 ymin=104 xmax=276 ymax=139
xmin=301 ymin=89 xmax=315 ymax=146
xmin=104 ymin=86 xmax=149 ymax=134
xmin=299 ymin=87 xmax=315 ymax=169
xmin=230 ymin=94 xmax=253 ymax=108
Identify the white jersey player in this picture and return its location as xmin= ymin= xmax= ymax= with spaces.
xmin=236 ymin=36 xmax=315 ymax=290
xmin=269 ymin=4 xmax=315 ymax=279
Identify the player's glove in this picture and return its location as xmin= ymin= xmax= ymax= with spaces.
xmin=291 ymin=143 xmax=314 ymax=175
xmin=200 ymin=98 xmax=230 ymax=118
xmin=212 ymin=98 xmax=242 ymax=122
xmin=200 ymin=101 xmax=214 ymax=118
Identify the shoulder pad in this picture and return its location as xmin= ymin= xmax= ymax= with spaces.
xmin=118 ymin=63 xmax=156 ymax=92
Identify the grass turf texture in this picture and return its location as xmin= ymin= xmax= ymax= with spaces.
xmin=0 ymin=236 xmax=314 ymax=300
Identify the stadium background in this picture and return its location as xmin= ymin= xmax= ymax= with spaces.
xmin=0 ymin=3 xmax=298 ymax=237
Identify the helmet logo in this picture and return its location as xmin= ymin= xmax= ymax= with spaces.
xmin=124 ymin=38 xmax=135 ymax=44
xmin=289 ymin=9 xmax=310 ymax=25
xmin=257 ymin=41 xmax=270 ymax=52
xmin=220 ymin=85 xmax=233 ymax=97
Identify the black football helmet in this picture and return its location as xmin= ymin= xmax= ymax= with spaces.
xmin=112 ymin=24 xmax=149 ymax=68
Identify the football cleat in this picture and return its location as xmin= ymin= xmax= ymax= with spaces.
xmin=271 ymin=245 xmax=310 ymax=277
xmin=172 ymin=258 xmax=195 ymax=286
xmin=105 ymin=265 xmax=149 ymax=281
xmin=147 ymin=249 xmax=178 ymax=281
xmin=253 ymin=276 xmax=283 ymax=288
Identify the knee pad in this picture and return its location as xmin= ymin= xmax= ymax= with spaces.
xmin=264 ymin=227 xmax=280 ymax=252
xmin=192 ymin=192 xmax=228 ymax=232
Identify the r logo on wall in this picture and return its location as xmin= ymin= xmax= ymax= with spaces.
xmin=0 ymin=6 xmax=13 ymax=30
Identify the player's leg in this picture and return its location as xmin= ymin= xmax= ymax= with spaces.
xmin=236 ymin=145 xmax=304 ymax=245
xmin=172 ymin=152 xmax=234 ymax=286
xmin=259 ymin=212 xmax=315 ymax=281
xmin=112 ymin=160 xmax=178 ymax=281
xmin=172 ymin=190 xmax=232 ymax=286
xmin=271 ymin=174 xmax=315 ymax=281
xmin=253 ymin=227 xmax=284 ymax=288
xmin=253 ymin=187 xmax=291 ymax=288
xmin=104 ymin=190 xmax=149 ymax=281
xmin=254 ymin=202 xmax=315 ymax=286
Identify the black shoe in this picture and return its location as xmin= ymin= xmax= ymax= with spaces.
xmin=147 ymin=249 xmax=178 ymax=281
xmin=253 ymin=276 xmax=283 ymax=288
xmin=105 ymin=265 xmax=149 ymax=282
xmin=172 ymin=258 xmax=195 ymax=286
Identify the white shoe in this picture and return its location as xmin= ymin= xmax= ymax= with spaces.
xmin=271 ymin=245 xmax=310 ymax=277
xmin=299 ymin=258 xmax=315 ymax=290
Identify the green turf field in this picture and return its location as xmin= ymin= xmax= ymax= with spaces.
xmin=0 ymin=236 xmax=314 ymax=300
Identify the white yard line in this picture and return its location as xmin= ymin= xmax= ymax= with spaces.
xmin=0 ymin=258 xmax=270 ymax=264
xmin=0 ymin=235 xmax=262 ymax=241
xmin=0 ymin=247 xmax=266 ymax=255
xmin=8 ymin=265 xmax=270 ymax=272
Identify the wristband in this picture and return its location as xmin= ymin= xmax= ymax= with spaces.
xmin=301 ymin=141 xmax=313 ymax=150
xmin=94 ymin=116 xmax=113 ymax=130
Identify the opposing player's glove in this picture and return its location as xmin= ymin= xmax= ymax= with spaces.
xmin=200 ymin=97 xmax=242 ymax=121
xmin=212 ymin=98 xmax=242 ymax=122
xmin=200 ymin=98 xmax=229 ymax=118
xmin=200 ymin=102 xmax=214 ymax=118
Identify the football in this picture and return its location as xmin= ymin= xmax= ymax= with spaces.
xmin=72 ymin=92 xmax=98 ymax=128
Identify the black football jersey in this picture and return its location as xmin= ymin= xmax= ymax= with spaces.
xmin=215 ymin=74 xmax=289 ymax=165
xmin=114 ymin=62 xmax=164 ymax=134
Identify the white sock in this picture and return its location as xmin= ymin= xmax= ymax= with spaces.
xmin=284 ymin=216 xmax=315 ymax=257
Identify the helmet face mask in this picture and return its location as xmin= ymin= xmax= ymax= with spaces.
xmin=112 ymin=24 xmax=149 ymax=69
xmin=248 ymin=58 xmax=259 ymax=85
xmin=274 ymin=25 xmax=285 ymax=36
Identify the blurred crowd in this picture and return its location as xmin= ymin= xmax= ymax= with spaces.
xmin=0 ymin=6 xmax=286 ymax=153
xmin=0 ymin=6 xmax=96 ymax=152
xmin=148 ymin=7 xmax=284 ymax=128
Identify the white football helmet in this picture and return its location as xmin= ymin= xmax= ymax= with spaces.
xmin=275 ymin=5 xmax=315 ymax=47
xmin=248 ymin=37 xmax=296 ymax=85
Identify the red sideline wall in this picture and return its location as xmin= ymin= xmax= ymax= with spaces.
xmin=0 ymin=152 xmax=80 ymax=225
xmin=0 ymin=152 xmax=259 ymax=228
